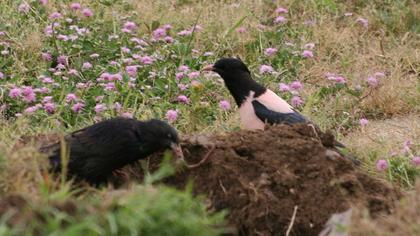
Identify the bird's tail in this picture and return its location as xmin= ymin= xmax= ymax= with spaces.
xmin=333 ymin=140 xmax=346 ymax=148
xmin=333 ymin=141 xmax=361 ymax=165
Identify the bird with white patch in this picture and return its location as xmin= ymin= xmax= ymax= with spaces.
xmin=202 ymin=57 xmax=307 ymax=130
xmin=203 ymin=57 xmax=359 ymax=164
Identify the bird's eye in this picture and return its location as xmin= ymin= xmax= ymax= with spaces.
xmin=167 ymin=133 xmax=172 ymax=138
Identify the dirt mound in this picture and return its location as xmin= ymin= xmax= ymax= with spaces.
xmin=11 ymin=124 xmax=401 ymax=235
xmin=119 ymin=124 xmax=401 ymax=235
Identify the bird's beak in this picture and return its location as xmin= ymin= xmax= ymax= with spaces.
xmin=170 ymin=142 xmax=184 ymax=160
xmin=201 ymin=64 xmax=215 ymax=72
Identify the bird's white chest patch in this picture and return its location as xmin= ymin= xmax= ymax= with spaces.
xmin=238 ymin=91 xmax=265 ymax=130
xmin=255 ymin=89 xmax=294 ymax=113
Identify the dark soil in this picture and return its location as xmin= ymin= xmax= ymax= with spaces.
xmin=117 ymin=124 xmax=401 ymax=236
xmin=10 ymin=124 xmax=401 ymax=236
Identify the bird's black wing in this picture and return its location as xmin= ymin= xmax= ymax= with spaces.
xmin=252 ymin=100 xmax=307 ymax=125
xmin=48 ymin=119 xmax=143 ymax=183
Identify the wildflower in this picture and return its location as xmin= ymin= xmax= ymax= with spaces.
xmin=366 ymin=76 xmax=379 ymax=88
xmin=99 ymin=72 xmax=111 ymax=81
xmin=139 ymin=56 xmax=154 ymax=65
xmin=219 ymin=100 xmax=231 ymax=110
xmin=264 ymin=48 xmax=278 ymax=57
xmin=166 ymin=109 xmax=178 ymax=122
xmin=374 ymin=72 xmax=385 ymax=78
xmin=259 ymin=65 xmax=274 ymax=74
xmin=203 ymin=51 xmax=214 ymax=57
xmin=90 ymin=53 xmax=99 ymax=59
xmin=111 ymin=73 xmax=122 ymax=81
xmin=333 ymin=76 xmax=346 ymax=84
xmin=44 ymin=25 xmax=54 ymax=37
xmin=43 ymin=102 xmax=55 ymax=114
xmin=356 ymin=17 xmax=368 ymax=28
xmin=304 ymin=43 xmax=315 ymax=50
xmin=178 ymin=84 xmax=188 ymax=91
xmin=412 ymin=157 xmax=420 ymax=167
xmin=402 ymin=140 xmax=411 ymax=154
xmin=69 ymin=33 xmax=78 ymax=40
xmin=376 ymin=159 xmax=388 ymax=171
xmin=42 ymin=77 xmax=53 ymax=83
xmin=126 ymin=65 xmax=138 ymax=77
xmin=9 ymin=88 xmax=21 ymax=98
xmin=123 ymin=21 xmax=137 ymax=32
xmin=177 ymin=29 xmax=192 ymax=36
xmin=68 ymin=69 xmax=78 ymax=76
xmin=121 ymin=47 xmax=131 ymax=53
xmin=279 ymin=83 xmax=290 ymax=92
xmin=130 ymin=37 xmax=146 ymax=45
xmin=82 ymin=62 xmax=92 ymax=70
xmin=122 ymin=58 xmax=133 ymax=64
xmin=359 ymin=118 xmax=369 ymax=126
xmin=177 ymin=95 xmax=189 ymax=104
xmin=275 ymin=7 xmax=288 ymax=14
xmin=191 ymin=80 xmax=203 ymax=90
xmin=57 ymin=34 xmax=69 ymax=41
xmin=114 ymin=102 xmax=122 ymax=112
xmin=95 ymin=103 xmax=106 ymax=113
xmin=152 ymin=28 xmax=166 ymax=40
xmin=42 ymin=96 xmax=53 ymax=103
xmin=39 ymin=0 xmax=47 ymax=6
xmin=121 ymin=112 xmax=133 ymax=118
xmin=22 ymin=87 xmax=36 ymax=103
xmin=70 ymin=3 xmax=81 ymax=10
xmin=285 ymin=42 xmax=294 ymax=47
xmin=344 ymin=12 xmax=353 ymax=17
xmin=236 ymin=27 xmax=247 ymax=33
xmin=38 ymin=87 xmax=50 ymax=93
xmin=66 ymin=93 xmax=77 ymax=102
xmin=164 ymin=36 xmax=174 ymax=43
xmin=24 ymin=105 xmax=40 ymax=114
xmin=290 ymin=81 xmax=303 ymax=91
xmin=82 ymin=8 xmax=93 ymax=17
xmin=103 ymin=82 xmax=115 ymax=91
xmin=57 ymin=55 xmax=68 ymax=65
xmin=302 ymin=50 xmax=314 ymax=58
xmin=188 ymin=71 xmax=200 ymax=79
xmin=71 ymin=102 xmax=84 ymax=113
xmin=95 ymin=96 xmax=104 ymax=102
xmin=178 ymin=65 xmax=190 ymax=72
xmin=18 ymin=3 xmax=30 ymax=14
xmin=49 ymin=12 xmax=62 ymax=20
xmin=274 ymin=16 xmax=287 ymax=24
xmin=175 ymin=72 xmax=185 ymax=80
xmin=0 ymin=72 xmax=4 ymax=79
xmin=290 ymin=96 xmax=304 ymax=107
xmin=163 ymin=24 xmax=172 ymax=30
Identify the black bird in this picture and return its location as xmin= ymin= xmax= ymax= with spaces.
xmin=41 ymin=117 xmax=187 ymax=185
xmin=203 ymin=58 xmax=359 ymax=163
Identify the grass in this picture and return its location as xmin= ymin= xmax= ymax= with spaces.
xmin=0 ymin=0 xmax=419 ymax=234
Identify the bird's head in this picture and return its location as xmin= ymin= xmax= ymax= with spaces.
xmin=202 ymin=57 xmax=251 ymax=81
xmin=141 ymin=119 xmax=183 ymax=159
xmin=202 ymin=57 xmax=266 ymax=106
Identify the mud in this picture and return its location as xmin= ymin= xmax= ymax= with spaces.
xmin=119 ymin=124 xmax=401 ymax=235
xmin=10 ymin=124 xmax=401 ymax=235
